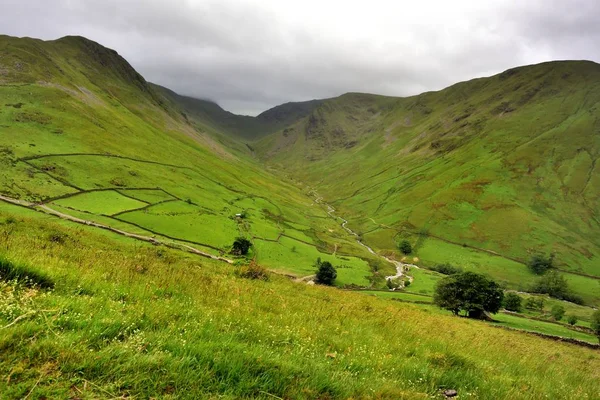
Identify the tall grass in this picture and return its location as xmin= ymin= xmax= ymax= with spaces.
xmin=0 ymin=206 xmax=599 ymax=399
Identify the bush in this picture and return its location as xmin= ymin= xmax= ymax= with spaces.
xmin=315 ymin=258 xmax=337 ymax=286
xmin=503 ymin=293 xmax=522 ymax=312
xmin=398 ymin=240 xmax=412 ymax=255
xmin=528 ymin=254 xmax=553 ymax=275
xmin=433 ymin=272 xmax=504 ymax=318
xmin=550 ymin=305 xmax=565 ymax=321
xmin=237 ymin=261 xmax=269 ymax=281
xmin=567 ymin=315 xmax=578 ymax=326
xmin=231 ymin=237 xmax=252 ymax=256
xmin=525 ymin=297 xmax=545 ymax=312
xmin=591 ymin=310 xmax=600 ymax=343
xmin=431 ymin=263 xmax=462 ymax=275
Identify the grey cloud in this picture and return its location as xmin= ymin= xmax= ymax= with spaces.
xmin=1 ymin=0 xmax=599 ymax=115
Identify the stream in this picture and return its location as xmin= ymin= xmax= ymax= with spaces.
xmin=311 ymin=192 xmax=418 ymax=282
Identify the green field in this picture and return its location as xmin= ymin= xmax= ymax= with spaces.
xmin=53 ymin=190 xmax=147 ymax=215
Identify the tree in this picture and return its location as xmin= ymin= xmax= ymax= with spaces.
xmin=433 ymin=272 xmax=504 ymax=319
xmin=532 ymin=271 xmax=583 ymax=304
xmin=591 ymin=310 xmax=600 ymax=343
xmin=231 ymin=237 xmax=252 ymax=256
xmin=503 ymin=293 xmax=522 ymax=312
xmin=525 ymin=297 xmax=545 ymax=312
xmin=566 ymin=315 xmax=578 ymax=326
xmin=314 ymin=258 xmax=337 ymax=286
xmin=527 ymin=254 xmax=554 ymax=275
xmin=399 ymin=240 xmax=412 ymax=255
xmin=551 ymin=305 xmax=565 ymax=321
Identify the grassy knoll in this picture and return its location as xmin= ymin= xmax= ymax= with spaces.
xmin=1 ymin=205 xmax=599 ymax=399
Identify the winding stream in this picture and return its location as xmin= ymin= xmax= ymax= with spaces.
xmin=311 ymin=192 xmax=417 ymax=282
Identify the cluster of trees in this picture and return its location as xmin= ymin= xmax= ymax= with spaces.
xmin=524 ymin=254 xmax=584 ymax=304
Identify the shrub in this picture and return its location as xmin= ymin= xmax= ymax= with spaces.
xmin=528 ymin=254 xmax=553 ymax=275
xmin=550 ymin=305 xmax=565 ymax=321
xmin=525 ymin=297 xmax=545 ymax=312
xmin=403 ymin=279 xmax=411 ymax=287
xmin=0 ymin=256 xmax=54 ymax=289
xmin=433 ymin=272 xmax=504 ymax=318
xmin=399 ymin=240 xmax=412 ymax=255
xmin=431 ymin=263 xmax=462 ymax=275
xmin=503 ymin=293 xmax=522 ymax=312
xmin=314 ymin=258 xmax=336 ymax=286
xmin=231 ymin=237 xmax=252 ymax=256
xmin=238 ymin=261 xmax=269 ymax=281
xmin=567 ymin=315 xmax=578 ymax=326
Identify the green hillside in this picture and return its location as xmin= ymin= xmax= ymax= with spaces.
xmin=1 ymin=34 xmax=600 ymax=398
xmin=257 ymin=61 xmax=600 ymax=306
xmin=0 ymin=34 xmax=388 ymax=287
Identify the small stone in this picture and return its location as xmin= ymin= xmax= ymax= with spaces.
xmin=443 ymin=389 xmax=458 ymax=398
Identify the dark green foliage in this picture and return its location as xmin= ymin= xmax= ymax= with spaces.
xmin=399 ymin=240 xmax=412 ymax=255
xmin=567 ymin=315 xmax=578 ymax=326
xmin=314 ymin=258 xmax=337 ymax=285
xmin=550 ymin=305 xmax=565 ymax=321
xmin=0 ymin=256 xmax=54 ymax=289
xmin=431 ymin=263 xmax=462 ymax=275
xmin=527 ymin=254 xmax=554 ymax=275
xmin=232 ymin=237 xmax=252 ymax=256
xmin=525 ymin=297 xmax=545 ymax=311
xmin=532 ymin=271 xmax=584 ymax=304
xmin=503 ymin=293 xmax=522 ymax=312
xmin=591 ymin=311 xmax=600 ymax=342
xmin=433 ymin=272 xmax=504 ymax=318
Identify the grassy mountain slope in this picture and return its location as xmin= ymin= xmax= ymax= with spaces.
xmin=1 ymin=203 xmax=599 ymax=399
xmin=258 ymin=61 xmax=600 ymax=305
xmin=0 ymin=34 xmax=387 ymax=286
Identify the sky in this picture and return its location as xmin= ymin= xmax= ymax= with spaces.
xmin=2 ymin=0 xmax=600 ymax=115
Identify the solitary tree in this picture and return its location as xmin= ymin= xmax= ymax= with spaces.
xmin=433 ymin=272 xmax=504 ymax=319
xmin=314 ymin=258 xmax=337 ymax=286
xmin=528 ymin=254 xmax=554 ymax=275
xmin=567 ymin=315 xmax=578 ymax=326
xmin=503 ymin=293 xmax=522 ymax=312
xmin=231 ymin=237 xmax=252 ymax=256
xmin=399 ymin=240 xmax=412 ymax=255
xmin=591 ymin=310 xmax=600 ymax=343
xmin=551 ymin=305 xmax=565 ymax=321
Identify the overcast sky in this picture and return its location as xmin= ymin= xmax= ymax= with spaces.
xmin=2 ymin=0 xmax=599 ymax=115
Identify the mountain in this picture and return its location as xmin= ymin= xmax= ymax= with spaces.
xmin=154 ymin=83 xmax=322 ymax=140
xmin=256 ymin=61 xmax=600 ymax=305
xmin=0 ymin=34 xmax=599 ymax=398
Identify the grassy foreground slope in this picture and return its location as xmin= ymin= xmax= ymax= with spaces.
xmin=257 ymin=61 xmax=600 ymax=304
xmin=1 ymin=204 xmax=599 ymax=399
xmin=0 ymin=34 xmax=388 ymax=284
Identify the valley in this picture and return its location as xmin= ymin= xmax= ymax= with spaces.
xmin=0 ymin=34 xmax=599 ymax=398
